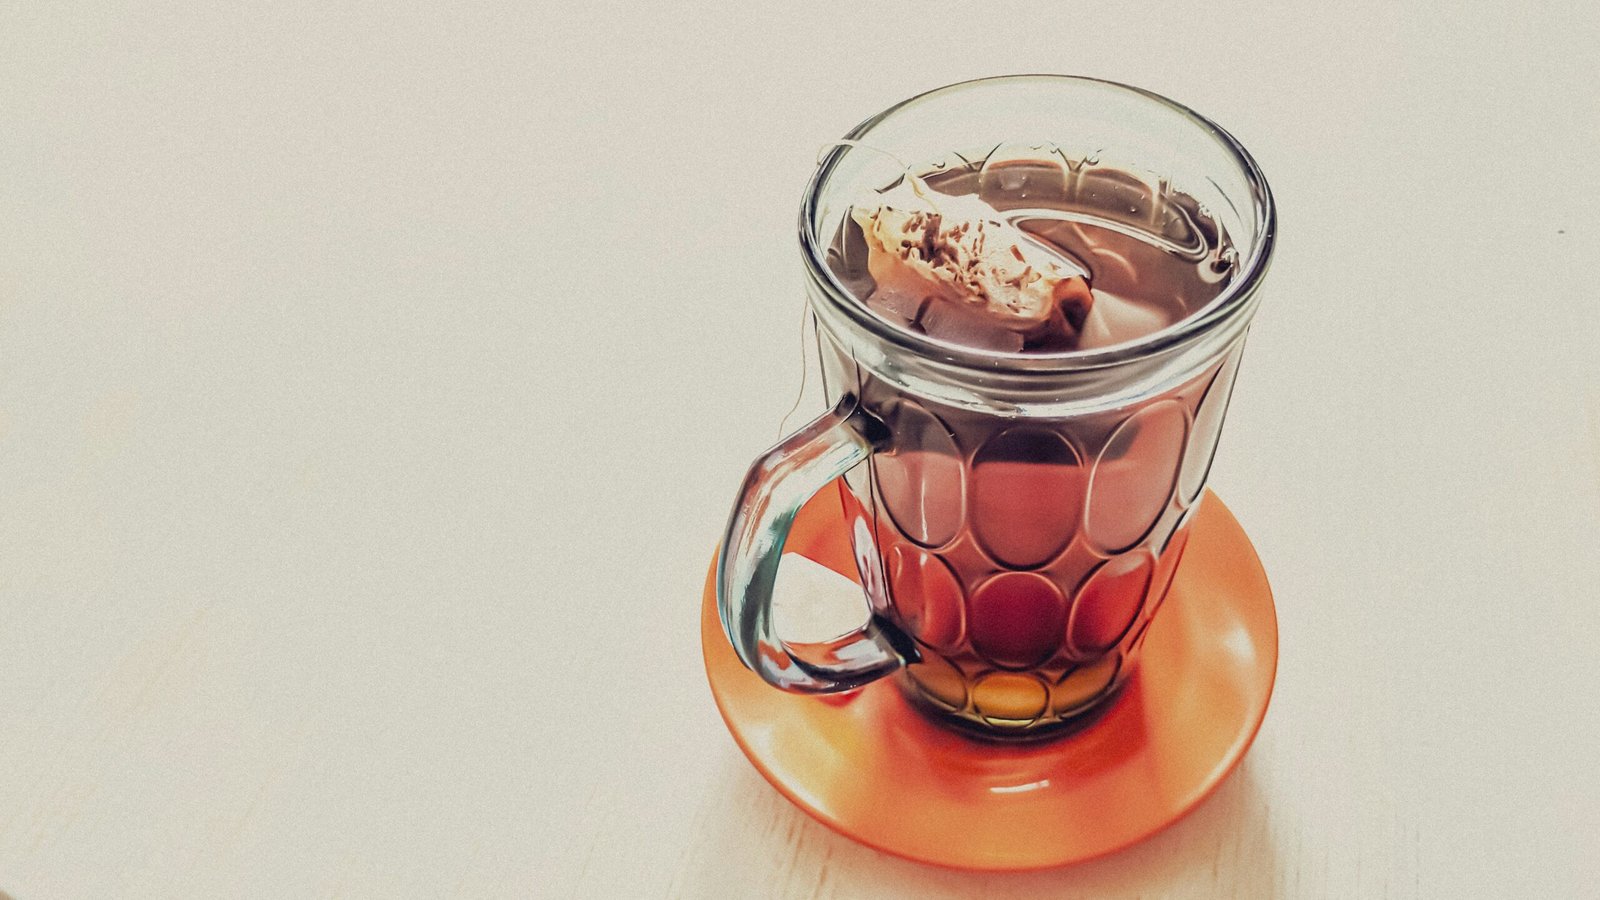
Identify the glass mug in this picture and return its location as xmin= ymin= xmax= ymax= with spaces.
xmin=718 ymin=76 xmax=1275 ymax=738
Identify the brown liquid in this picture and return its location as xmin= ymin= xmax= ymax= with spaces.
xmin=819 ymin=155 xmax=1242 ymax=736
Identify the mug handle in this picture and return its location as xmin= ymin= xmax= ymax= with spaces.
xmin=717 ymin=394 xmax=917 ymax=693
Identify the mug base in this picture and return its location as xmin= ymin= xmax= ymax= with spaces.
xmin=896 ymin=668 xmax=1132 ymax=743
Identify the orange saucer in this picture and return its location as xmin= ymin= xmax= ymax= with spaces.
xmin=700 ymin=488 xmax=1277 ymax=871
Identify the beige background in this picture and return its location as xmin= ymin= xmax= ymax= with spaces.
xmin=2 ymin=1 xmax=1598 ymax=897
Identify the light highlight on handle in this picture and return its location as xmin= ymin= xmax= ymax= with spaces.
xmin=717 ymin=395 xmax=915 ymax=693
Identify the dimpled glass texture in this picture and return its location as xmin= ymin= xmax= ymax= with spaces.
xmin=824 ymin=342 xmax=1244 ymax=736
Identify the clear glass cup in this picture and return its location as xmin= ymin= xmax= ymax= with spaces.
xmin=718 ymin=75 xmax=1276 ymax=738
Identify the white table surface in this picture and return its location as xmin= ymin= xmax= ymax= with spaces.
xmin=3 ymin=2 xmax=1598 ymax=897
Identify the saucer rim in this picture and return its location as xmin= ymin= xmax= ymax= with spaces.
xmin=700 ymin=489 xmax=1277 ymax=872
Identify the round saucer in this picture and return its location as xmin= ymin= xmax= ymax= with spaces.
xmin=700 ymin=488 xmax=1277 ymax=871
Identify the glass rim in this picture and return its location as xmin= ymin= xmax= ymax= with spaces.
xmin=798 ymin=74 xmax=1277 ymax=375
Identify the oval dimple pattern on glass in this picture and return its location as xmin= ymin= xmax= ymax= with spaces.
xmin=906 ymin=655 xmax=968 ymax=711
xmin=874 ymin=401 xmax=963 ymax=548
xmin=1068 ymin=551 xmax=1154 ymax=655
xmin=887 ymin=543 xmax=966 ymax=652
xmin=972 ymin=671 xmax=1050 ymax=727
xmin=1053 ymin=654 xmax=1119 ymax=714
xmin=968 ymin=572 xmax=1067 ymax=670
xmin=1179 ymin=353 xmax=1241 ymax=504
xmin=971 ymin=428 xmax=1085 ymax=568
xmin=1126 ymin=617 xmax=1153 ymax=652
xmin=1085 ymin=400 xmax=1187 ymax=553
xmin=1146 ymin=519 xmax=1193 ymax=620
